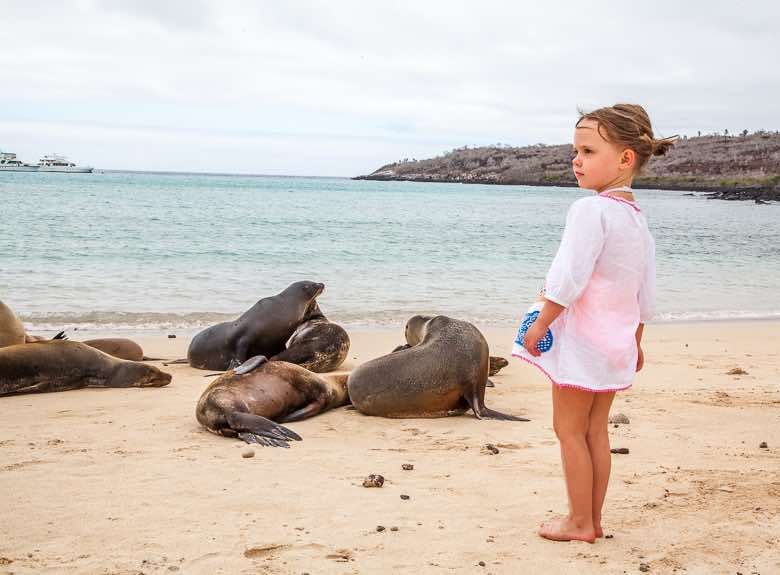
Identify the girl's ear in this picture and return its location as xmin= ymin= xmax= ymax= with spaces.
xmin=620 ymin=148 xmax=636 ymax=171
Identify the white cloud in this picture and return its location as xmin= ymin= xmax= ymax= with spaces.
xmin=1 ymin=0 xmax=778 ymax=174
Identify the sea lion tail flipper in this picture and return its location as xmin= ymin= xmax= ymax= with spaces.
xmin=478 ymin=407 xmax=530 ymax=422
xmin=234 ymin=355 xmax=269 ymax=375
xmin=225 ymin=411 xmax=302 ymax=444
xmin=238 ymin=433 xmax=291 ymax=448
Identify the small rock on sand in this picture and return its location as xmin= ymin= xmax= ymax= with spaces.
xmin=390 ymin=526 xmax=399 ymax=532
xmin=376 ymin=525 xmax=386 ymax=532
xmin=611 ymin=447 xmax=630 ymax=455
xmin=759 ymin=441 xmax=768 ymax=448
xmin=483 ymin=444 xmax=500 ymax=455
xmin=167 ymin=334 xmax=176 ymax=339
xmin=362 ymin=474 xmax=385 ymax=488
xmin=727 ymin=367 xmax=748 ymax=375
xmin=402 ymin=464 xmax=414 ymax=471
xmin=609 ymin=413 xmax=630 ymax=424
xmin=639 ymin=563 xmax=650 ymax=572
xmin=400 ymin=494 xmax=410 ymax=500
xmin=241 ymin=449 xmax=255 ymax=458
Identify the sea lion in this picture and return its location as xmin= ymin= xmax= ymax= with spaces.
xmin=196 ymin=356 xmax=349 ymax=447
xmin=391 ymin=315 xmax=509 ymax=382
xmin=269 ymin=303 xmax=350 ymax=372
xmin=187 ymin=281 xmax=325 ymax=371
xmin=0 ymin=300 xmax=26 ymax=349
xmin=81 ymin=338 xmax=161 ymax=361
xmin=0 ymin=340 xmax=172 ymax=396
xmin=348 ymin=315 xmax=528 ymax=420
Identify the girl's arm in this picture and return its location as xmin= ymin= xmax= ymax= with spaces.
xmin=523 ymin=299 xmax=565 ymax=357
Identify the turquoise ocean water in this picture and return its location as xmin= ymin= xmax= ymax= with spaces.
xmin=1 ymin=171 xmax=778 ymax=332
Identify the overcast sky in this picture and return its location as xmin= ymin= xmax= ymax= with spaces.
xmin=1 ymin=0 xmax=778 ymax=176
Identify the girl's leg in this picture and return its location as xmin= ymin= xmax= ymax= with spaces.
xmin=539 ymin=385 xmax=596 ymax=543
xmin=587 ymin=391 xmax=615 ymax=537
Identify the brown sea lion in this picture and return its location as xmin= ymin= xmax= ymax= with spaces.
xmin=269 ymin=303 xmax=350 ymax=372
xmin=80 ymin=338 xmax=161 ymax=361
xmin=0 ymin=300 xmax=26 ymax=349
xmin=187 ymin=281 xmax=325 ymax=371
xmin=0 ymin=340 xmax=171 ymax=397
xmin=348 ymin=315 xmax=528 ymax=420
xmin=196 ymin=356 xmax=349 ymax=447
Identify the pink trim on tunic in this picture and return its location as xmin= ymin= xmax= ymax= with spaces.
xmin=598 ymin=189 xmax=641 ymax=212
xmin=511 ymin=353 xmax=632 ymax=394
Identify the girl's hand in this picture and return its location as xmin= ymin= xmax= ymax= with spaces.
xmin=523 ymin=323 xmax=547 ymax=357
xmin=636 ymin=345 xmax=644 ymax=372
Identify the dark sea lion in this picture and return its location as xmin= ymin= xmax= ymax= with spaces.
xmin=0 ymin=300 xmax=26 ymax=348
xmin=196 ymin=356 xmax=349 ymax=447
xmin=348 ymin=315 xmax=528 ymax=420
xmin=0 ymin=340 xmax=172 ymax=397
xmin=269 ymin=303 xmax=350 ymax=372
xmin=187 ymin=281 xmax=325 ymax=371
xmin=391 ymin=315 xmax=509 ymax=381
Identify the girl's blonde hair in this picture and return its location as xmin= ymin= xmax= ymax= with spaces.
xmin=576 ymin=104 xmax=678 ymax=172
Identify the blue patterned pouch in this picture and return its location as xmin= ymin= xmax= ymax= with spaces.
xmin=515 ymin=305 xmax=554 ymax=353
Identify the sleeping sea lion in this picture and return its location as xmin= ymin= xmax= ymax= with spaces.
xmin=0 ymin=340 xmax=172 ymax=396
xmin=196 ymin=356 xmax=349 ymax=447
xmin=270 ymin=303 xmax=350 ymax=372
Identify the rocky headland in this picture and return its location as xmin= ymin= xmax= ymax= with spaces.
xmin=356 ymin=132 xmax=780 ymax=202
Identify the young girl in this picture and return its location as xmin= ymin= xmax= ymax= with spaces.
xmin=512 ymin=104 xmax=676 ymax=543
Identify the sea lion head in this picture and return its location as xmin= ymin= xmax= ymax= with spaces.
xmin=286 ymin=281 xmax=325 ymax=319
xmin=323 ymin=372 xmax=350 ymax=409
xmin=108 ymin=362 xmax=172 ymax=388
xmin=404 ymin=315 xmax=434 ymax=346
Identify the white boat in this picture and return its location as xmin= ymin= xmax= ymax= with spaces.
xmin=37 ymin=154 xmax=93 ymax=173
xmin=0 ymin=151 xmax=39 ymax=171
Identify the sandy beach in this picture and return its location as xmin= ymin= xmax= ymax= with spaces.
xmin=1 ymin=321 xmax=778 ymax=574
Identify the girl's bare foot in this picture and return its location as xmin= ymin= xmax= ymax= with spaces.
xmin=539 ymin=517 xmax=596 ymax=543
xmin=594 ymin=525 xmax=604 ymax=538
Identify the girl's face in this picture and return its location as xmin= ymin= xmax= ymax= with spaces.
xmin=572 ymin=119 xmax=634 ymax=192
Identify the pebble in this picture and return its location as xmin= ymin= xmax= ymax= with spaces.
xmin=362 ymin=474 xmax=385 ymax=488
xmin=241 ymin=449 xmax=255 ymax=458
xmin=609 ymin=413 xmax=630 ymax=424
xmin=639 ymin=562 xmax=650 ymax=572
xmin=167 ymin=334 xmax=176 ymax=339
xmin=390 ymin=527 xmax=399 ymax=532
xmin=605 ymin=534 xmax=614 ymax=539
xmin=400 ymin=494 xmax=410 ymax=500
xmin=727 ymin=367 xmax=748 ymax=375
xmin=402 ymin=463 xmax=414 ymax=471
xmin=376 ymin=525 xmax=386 ymax=532
xmin=478 ymin=561 xmax=486 ymax=567
xmin=484 ymin=444 xmax=500 ymax=455
xmin=759 ymin=441 xmax=768 ymax=448
xmin=611 ymin=447 xmax=630 ymax=455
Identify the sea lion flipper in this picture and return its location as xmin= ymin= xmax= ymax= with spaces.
xmin=488 ymin=356 xmax=509 ymax=376
xmin=278 ymin=399 xmax=326 ymax=423
xmin=477 ymin=407 xmax=530 ymax=422
xmin=52 ymin=331 xmax=68 ymax=340
xmin=238 ymin=432 xmax=292 ymax=448
xmin=225 ymin=411 xmax=302 ymax=443
xmin=234 ymin=355 xmax=268 ymax=375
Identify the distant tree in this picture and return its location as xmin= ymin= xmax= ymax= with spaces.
xmin=741 ymin=129 xmax=749 ymax=137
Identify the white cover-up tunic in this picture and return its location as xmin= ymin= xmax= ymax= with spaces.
xmin=512 ymin=188 xmax=656 ymax=392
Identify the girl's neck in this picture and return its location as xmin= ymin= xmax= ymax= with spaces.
xmin=595 ymin=176 xmax=634 ymax=199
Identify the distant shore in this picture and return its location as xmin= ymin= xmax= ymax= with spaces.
xmin=355 ymin=132 xmax=780 ymax=202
